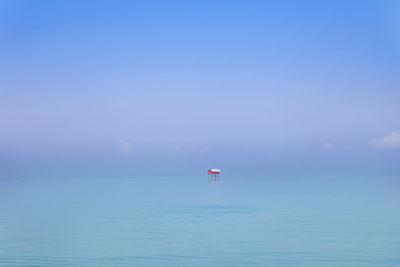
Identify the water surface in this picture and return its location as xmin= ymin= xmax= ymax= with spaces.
xmin=0 ymin=175 xmax=399 ymax=266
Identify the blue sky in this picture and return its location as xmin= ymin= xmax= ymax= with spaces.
xmin=0 ymin=0 xmax=399 ymax=176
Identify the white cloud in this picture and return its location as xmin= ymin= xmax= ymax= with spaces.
xmin=119 ymin=142 xmax=132 ymax=152
xmin=322 ymin=143 xmax=333 ymax=150
xmin=200 ymin=146 xmax=212 ymax=153
xmin=370 ymin=132 xmax=400 ymax=149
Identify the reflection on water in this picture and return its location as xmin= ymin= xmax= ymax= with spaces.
xmin=208 ymin=173 xmax=220 ymax=184
xmin=0 ymin=175 xmax=399 ymax=266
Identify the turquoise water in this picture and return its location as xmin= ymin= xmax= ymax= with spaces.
xmin=1 ymin=175 xmax=399 ymax=266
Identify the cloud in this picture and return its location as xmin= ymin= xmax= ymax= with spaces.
xmin=370 ymin=132 xmax=400 ymax=149
xmin=89 ymin=145 xmax=97 ymax=151
xmin=200 ymin=146 xmax=212 ymax=153
xmin=322 ymin=143 xmax=333 ymax=150
xmin=119 ymin=142 xmax=132 ymax=152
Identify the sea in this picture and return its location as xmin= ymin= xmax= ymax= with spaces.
xmin=0 ymin=175 xmax=399 ymax=266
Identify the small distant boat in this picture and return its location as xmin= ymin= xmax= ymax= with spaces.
xmin=208 ymin=169 xmax=221 ymax=174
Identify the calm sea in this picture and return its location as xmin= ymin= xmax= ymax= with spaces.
xmin=0 ymin=175 xmax=399 ymax=266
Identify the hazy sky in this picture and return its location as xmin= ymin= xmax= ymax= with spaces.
xmin=1 ymin=0 xmax=399 ymax=176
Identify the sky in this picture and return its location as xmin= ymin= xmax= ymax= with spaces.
xmin=0 ymin=0 xmax=399 ymax=177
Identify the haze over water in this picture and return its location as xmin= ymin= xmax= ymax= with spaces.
xmin=1 ymin=1 xmax=400 ymax=266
